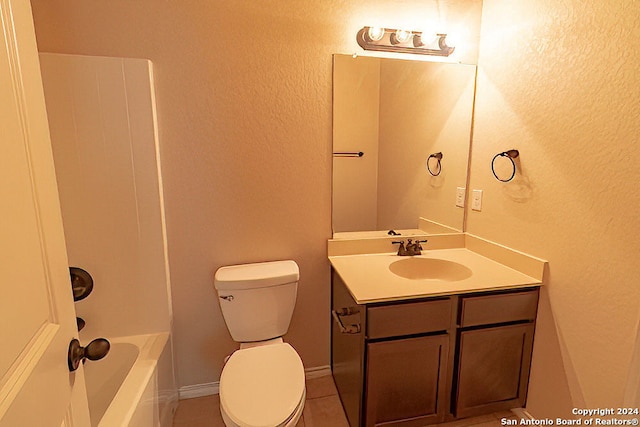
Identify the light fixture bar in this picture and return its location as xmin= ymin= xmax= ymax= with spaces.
xmin=356 ymin=26 xmax=455 ymax=57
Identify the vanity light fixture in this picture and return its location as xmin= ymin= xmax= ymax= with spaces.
xmin=356 ymin=26 xmax=455 ymax=57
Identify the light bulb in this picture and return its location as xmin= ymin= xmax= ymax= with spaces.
xmin=442 ymin=33 xmax=458 ymax=48
xmin=413 ymin=32 xmax=437 ymax=48
xmin=394 ymin=29 xmax=412 ymax=43
xmin=366 ymin=26 xmax=385 ymax=42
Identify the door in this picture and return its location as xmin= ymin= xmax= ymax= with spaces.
xmin=0 ymin=0 xmax=91 ymax=425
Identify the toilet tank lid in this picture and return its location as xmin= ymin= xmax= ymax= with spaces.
xmin=214 ymin=260 xmax=299 ymax=290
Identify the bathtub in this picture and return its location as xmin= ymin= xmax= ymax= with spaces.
xmin=82 ymin=333 xmax=178 ymax=427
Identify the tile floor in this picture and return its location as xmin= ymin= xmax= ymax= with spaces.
xmin=172 ymin=375 xmax=519 ymax=427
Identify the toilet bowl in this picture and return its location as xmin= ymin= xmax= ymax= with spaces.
xmin=219 ymin=340 xmax=305 ymax=427
xmin=214 ymin=261 xmax=305 ymax=427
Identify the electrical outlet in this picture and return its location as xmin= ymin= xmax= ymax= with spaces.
xmin=456 ymin=187 xmax=465 ymax=207
xmin=472 ymin=189 xmax=483 ymax=211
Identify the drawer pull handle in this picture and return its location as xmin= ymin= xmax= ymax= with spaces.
xmin=332 ymin=308 xmax=361 ymax=334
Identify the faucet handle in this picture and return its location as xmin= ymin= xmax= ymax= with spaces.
xmin=392 ymin=240 xmax=408 ymax=256
xmin=413 ymin=239 xmax=428 ymax=255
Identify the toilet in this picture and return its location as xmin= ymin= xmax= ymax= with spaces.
xmin=214 ymin=260 xmax=306 ymax=427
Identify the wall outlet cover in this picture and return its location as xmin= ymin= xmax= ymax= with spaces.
xmin=456 ymin=187 xmax=466 ymax=208
xmin=472 ymin=189 xmax=483 ymax=211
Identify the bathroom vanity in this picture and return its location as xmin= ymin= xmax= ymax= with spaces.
xmin=328 ymin=235 xmax=546 ymax=427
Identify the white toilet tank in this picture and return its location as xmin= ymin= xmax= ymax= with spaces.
xmin=214 ymin=260 xmax=299 ymax=343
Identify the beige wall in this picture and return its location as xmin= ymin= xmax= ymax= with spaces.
xmin=29 ymin=0 xmax=482 ymax=389
xmin=472 ymin=0 xmax=640 ymax=413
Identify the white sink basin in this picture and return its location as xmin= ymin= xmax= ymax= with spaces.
xmin=389 ymin=257 xmax=473 ymax=281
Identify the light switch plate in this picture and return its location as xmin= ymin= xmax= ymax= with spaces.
xmin=456 ymin=187 xmax=465 ymax=208
xmin=472 ymin=189 xmax=483 ymax=211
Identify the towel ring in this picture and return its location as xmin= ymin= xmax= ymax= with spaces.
xmin=427 ymin=152 xmax=443 ymax=176
xmin=491 ymin=149 xmax=519 ymax=182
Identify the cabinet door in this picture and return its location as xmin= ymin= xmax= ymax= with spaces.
xmin=365 ymin=335 xmax=449 ymax=427
xmin=454 ymin=323 xmax=534 ymax=418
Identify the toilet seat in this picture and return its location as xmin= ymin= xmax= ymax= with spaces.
xmin=219 ymin=343 xmax=305 ymax=427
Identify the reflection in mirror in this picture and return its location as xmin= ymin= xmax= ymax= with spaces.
xmin=332 ymin=54 xmax=476 ymax=238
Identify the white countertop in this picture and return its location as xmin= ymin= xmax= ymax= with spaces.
xmin=329 ymin=248 xmax=542 ymax=304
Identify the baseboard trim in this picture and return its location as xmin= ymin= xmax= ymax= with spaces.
xmin=511 ymin=408 xmax=534 ymax=420
xmin=179 ymin=382 xmax=219 ymax=400
xmin=178 ymin=365 xmax=333 ymax=400
xmin=304 ymin=365 xmax=332 ymax=379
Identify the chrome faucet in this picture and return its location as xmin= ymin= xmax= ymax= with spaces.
xmin=392 ymin=239 xmax=428 ymax=256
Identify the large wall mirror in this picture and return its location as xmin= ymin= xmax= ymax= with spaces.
xmin=332 ymin=54 xmax=476 ymax=238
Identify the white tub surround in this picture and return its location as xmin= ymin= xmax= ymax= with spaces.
xmin=39 ymin=53 xmax=173 ymax=339
xmin=39 ymin=54 xmax=177 ymax=426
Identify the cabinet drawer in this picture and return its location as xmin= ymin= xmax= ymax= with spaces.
xmin=459 ymin=289 xmax=539 ymax=328
xmin=367 ymin=299 xmax=451 ymax=339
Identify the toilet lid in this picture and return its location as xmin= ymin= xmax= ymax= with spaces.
xmin=220 ymin=343 xmax=305 ymax=427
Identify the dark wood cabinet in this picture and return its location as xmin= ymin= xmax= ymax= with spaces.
xmin=331 ymin=269 xmax=540 ymax=427
xmin=332 ymin=271 xmax=453 ymax=427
